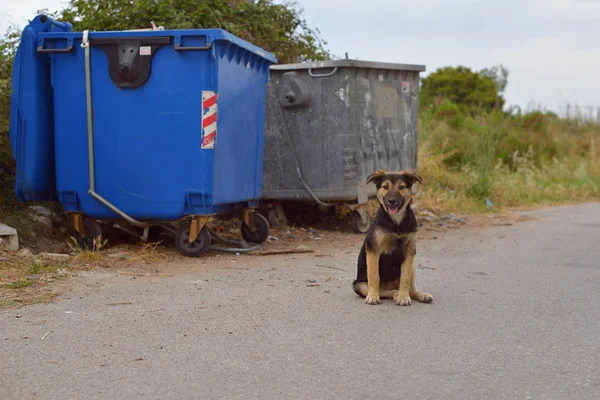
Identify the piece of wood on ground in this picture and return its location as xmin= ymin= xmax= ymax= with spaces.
xmin=252 ymin=246 xmax=314 ymax=256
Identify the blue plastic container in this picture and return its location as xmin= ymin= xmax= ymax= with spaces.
xmin=37 ymin=23 xmax=276 ymax=221
xmin=9 ymin=15 xmax=72 ymax=202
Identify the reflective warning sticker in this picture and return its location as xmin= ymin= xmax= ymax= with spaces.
xmin=201 ymin=91 xmax=218 ymax=149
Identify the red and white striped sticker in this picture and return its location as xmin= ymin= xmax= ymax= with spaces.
xmin=201 ymin=91 xmax=218 ymax=149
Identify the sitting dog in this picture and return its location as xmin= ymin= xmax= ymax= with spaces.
xmin=353 ymin=169 xmax=433 ymax=306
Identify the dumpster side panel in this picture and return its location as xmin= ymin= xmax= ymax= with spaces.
xmin=211 ymin=42 xmax=271 ymax=207
xmin=262 ymin=63 xmax=423 ymax=204
xmin=9 ymin=18 xmax=66 ymax=202
xmin=262 ymin=70 xmax=347 ymax=200
xmin=297 ymin=71 xmax=345 ymax=197
xmin=262 ymin=75 xmax=291 ymax=197
xmin=50 ymin=39 xmax=89 ymax=214
xmin=351 ymin=68 xmax=422 ymax=201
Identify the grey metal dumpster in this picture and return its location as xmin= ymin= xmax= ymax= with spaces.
xmin=262 ymin=59 xmax=426 ymax=233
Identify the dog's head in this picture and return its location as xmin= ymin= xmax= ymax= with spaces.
xmin=367 ymin=169 xmax=422 ymax=215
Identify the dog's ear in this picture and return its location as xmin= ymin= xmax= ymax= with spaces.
xmin=367 ymin=169 xmax=386 ymax=186
xmin=402 ymin=170 xmax=423 ymax=186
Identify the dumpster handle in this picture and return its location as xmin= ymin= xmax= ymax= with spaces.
xmin=174 ymin=43 xmax=212 ymax=52
xmin=269 ymin=93 xmax=334 ymax=208
xmin=81 ymin=30 xmax=149 ymax=229
xmin=308 ymin=67 xmax=338 ymax=78
xmin=36 ymin=44 xmax=74 ymax=54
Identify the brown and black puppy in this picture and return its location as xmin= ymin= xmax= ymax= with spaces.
xmin=353 ymin=169 xmax=433 ymax=306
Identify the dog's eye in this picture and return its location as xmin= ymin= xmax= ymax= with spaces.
xmin=382 ymin=184 xmax=389 ymax=190
xmin=399 ymin=185 xmax=405 ymax=190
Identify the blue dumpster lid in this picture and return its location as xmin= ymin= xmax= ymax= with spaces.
xmin=39 ymin=28 xmax=277 ymax=64
xmin=271 ymin=59 xmax=425 ymax=72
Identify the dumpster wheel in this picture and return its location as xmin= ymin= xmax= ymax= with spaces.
xmin=175 ymin=222 xmax=211 ymax=257
xmin=351 ymin=210 xmax=372 ymax=234
xmin=267 ymin=203 xmax=288 ymax=227
xmin=71 ymin=215 xmax=103 ymax=250
xmin=241 ymin=213 xmax=270 ymax=244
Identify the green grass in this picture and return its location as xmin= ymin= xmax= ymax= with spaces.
xmin=28 ymin=260 xmax=65 ymax=276
xmin=5 ymin=280 xmax=32 ymax=289
xmin=0 ymin=255 xmax=65 ymax=288
xmin=417 ymin=103 xmax=600 ymax=214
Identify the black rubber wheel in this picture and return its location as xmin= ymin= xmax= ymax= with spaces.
xmin=267 ymin=207 xmax=288 ymax=227
xmin=351 ymin=211 xmax=372 ymax=234
xmin=175 ymin=222 xmax=211 ymax=257
xmin=74 ymin=217 xmax=103 ymax=250
xmin=241 ymin=213 xmax=270 ymax=244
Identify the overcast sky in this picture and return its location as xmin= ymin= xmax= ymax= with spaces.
xmin=2 ymin=0 xmax=597 ymax=115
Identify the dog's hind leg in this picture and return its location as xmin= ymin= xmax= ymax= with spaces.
xmin=409 ymin=269 xmax=433 ymax=304
xmin=353 ymin=281 xmax=368 ymax=297
xmin=380 ymin=288 xmax=398 ymax=299
xmin=353 ymin=281 xmax=397 ymax=299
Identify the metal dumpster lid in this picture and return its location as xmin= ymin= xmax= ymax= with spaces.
xmin=270 ymin=59 xmax=426 ymax=72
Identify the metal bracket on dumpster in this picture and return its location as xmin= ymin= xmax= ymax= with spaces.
xmin=188 ymin=216 xmax=211 ymax=244
xmin=242 ymin=209 xmax=256 ymax=233
xmin=90 ymin=36 xmax=171 ymax=88
xmin=71 ymin=213 xmax=86 ymax=236
xmin=81 ymin=30 xmax=149 ymax=229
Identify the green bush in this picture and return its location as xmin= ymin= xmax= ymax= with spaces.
xmin=420 ymin=66 xmax=504 ymax=115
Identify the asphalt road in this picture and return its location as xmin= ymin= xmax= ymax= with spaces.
xmin=2 ymin=203 xmax=599 ymax=400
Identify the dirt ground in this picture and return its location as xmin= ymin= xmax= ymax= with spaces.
xmin=0 ymin=201 xmax=537 ymax=309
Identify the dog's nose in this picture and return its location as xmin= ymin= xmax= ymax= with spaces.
xmin=387 ymin=198 xmax=397 ymax=205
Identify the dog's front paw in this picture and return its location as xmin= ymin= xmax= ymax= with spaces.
xmin=396 ymin=294 xmax=411 ymax=306
xmin=365 ymin=293 xmax=380 ymax=305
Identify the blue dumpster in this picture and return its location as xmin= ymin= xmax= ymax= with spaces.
xmin=15 ymin=15 xmax=277 ymax=256
xmin=9 ymin=15 xmax=72 ymax=202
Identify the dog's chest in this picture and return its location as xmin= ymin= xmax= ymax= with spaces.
xmin=377 ymin=231 xmax=410 ymax=255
